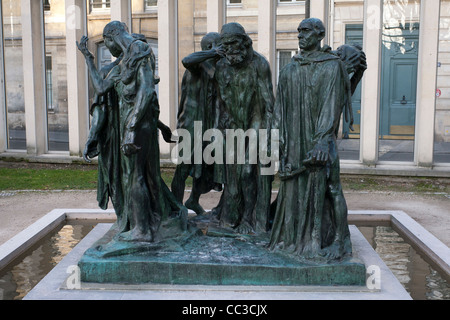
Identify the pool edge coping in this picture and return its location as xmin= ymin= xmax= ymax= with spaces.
xmin=0 ymin=209 xmax=449 ymax=283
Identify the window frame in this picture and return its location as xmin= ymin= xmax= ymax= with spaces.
xmin=45 ymin=55 xmax=54 ymax=112
xmin=276 ymin=49 xmax=298 ymax=85
xmin=227 ymin=0 xmax=243 ymax=8
xmin=277 ymin=0 xmax=304 ymax=5
xmin=97 ymin=43 xmax=112 ymax=71
xmin=144 ymin=0 xmax=158 ymax=12
xmin=89 ymin=0 xmax=111 ymax=14
xmin=43 ymin=0 xmax=51 ymax=12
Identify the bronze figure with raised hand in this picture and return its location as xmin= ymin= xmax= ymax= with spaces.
xmin=77 ymin=21 xmax=186 ymax=243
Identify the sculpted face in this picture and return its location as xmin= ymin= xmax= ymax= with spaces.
xmin=201 ymin=33 xmax=221 ymax=51
xmin=103 ymin=35 xmax=122 ymax=58
xmin=297 ymin=20 xmax=323 ymax=52
xmin=222 ymin=36 xmax=247 ymax=65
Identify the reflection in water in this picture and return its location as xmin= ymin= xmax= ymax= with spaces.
xmin=0 ymin=224 xmax=448 ymax=300
xmin=0 ymin=224 xmax=93 ymax=300
xmin=360 ymin=226 xmax=450 ymax=300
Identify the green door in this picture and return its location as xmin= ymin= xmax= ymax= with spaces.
xmin=344 ymin=24 xmax=364 ymax=138
xmin=380 ymin=24 xmax=419 ymax=140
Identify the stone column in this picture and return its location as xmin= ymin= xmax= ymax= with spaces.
xmin=415 ymin=0 xmax=441 ymax=167
xmin=21 ymin=0 xmax=46 ymax=155
xmin=132 ymin=0 xmax=144 ymax=12
xmin=0 ymin=3 xmax=7 ymax=152
xmin=158 ymin=0 xmax=178 ymax=156
xmin=111 ymin=0 xmax=132 ymax=31
xmin=310 ymin=0 xmax=328 ymax=44
xmin=310 ymin=0 xmax=327 ymax=21
xmin=258 ymin=0 xmax=277 ymax=89
xmin=207 ymin=0 xmax=225 ymax=33
xmin=360 ymin=0 xmax=382 ymax=165
xmin=66 ymin=0 xmax=89 ymax=157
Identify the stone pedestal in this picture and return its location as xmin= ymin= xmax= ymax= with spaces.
xmin=78 ymin=214 xmax=366 ymax=286
xmin=24 ymin=217 xmax=412 ymax=300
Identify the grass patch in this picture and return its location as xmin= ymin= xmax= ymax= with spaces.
xmin=0 ymin=163 xmax=448 ymax=195
xmin=0 ymin=167 xmax=98 ymax=191
xmin=340 ymin=175 xmax=450 ymax=194
xmin=0 ymin=166 xmax=193 ymax=191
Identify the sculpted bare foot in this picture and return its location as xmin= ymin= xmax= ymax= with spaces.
xmin=118 ymin=229 xmax=154 ymax=243
xmin=320 ymin=241 xmax=344 ymax=260
xmin=235 ymin=222 xmax=255 ymax=235
xmin=302 ymin=239 xmax=322 ymax=259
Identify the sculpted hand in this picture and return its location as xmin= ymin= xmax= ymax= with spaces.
xmin=83 ymin=139 xmax=99 ymax=163
xmin=304 ymin=144 xmax=329 ymax=168
xmin=359 ymin=51 xmax=367 ymax=71
xmin=160 ymin=124 xmax=177 ymax=143
xmin=215 ymin=44 xmax=226 ymax=58
xmin=121 ymin=130 xmax=141 ymax=156
xmin=121 ymin=144 xmax=141 ymax=156
xmin=76 ymin=36 xmax=94 ymax=60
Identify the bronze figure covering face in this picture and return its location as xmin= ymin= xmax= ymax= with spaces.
xmin=212 ymin=22 xmax=274 ymax=234
xmin=171 ymin=32 xmax=223 ymax=216
xmin=220 ymin=22 xmax=253 ymax=66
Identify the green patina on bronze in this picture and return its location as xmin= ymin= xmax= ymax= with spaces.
xmin=77 ymin=21 xmax=188 ymax=244
xmin=77 ymin=19 xmax=367 ymax=287
xmin=171 ymin=32 xmax=223 ymax=216
xmin=79 ymin=214 xmax=365 ymax=286
xmin=269 ymin=18 xmax=366 ymax=261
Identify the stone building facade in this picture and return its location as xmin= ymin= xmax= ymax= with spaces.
xmin=0 ymin=0 xmax=449 ymax=176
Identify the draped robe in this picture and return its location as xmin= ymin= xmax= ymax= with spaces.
xmin=269 ymin=50 xmax=352 ymax=258
xmin=93 ymin=39 xmax=182 ymax=241
xmin=213 ymin=51 xmax=274 ymax=232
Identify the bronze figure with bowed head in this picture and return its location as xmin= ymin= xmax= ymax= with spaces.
xmin=77 ymin=21 xmax=186 ymax=244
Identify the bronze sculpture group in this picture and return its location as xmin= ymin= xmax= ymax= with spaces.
xmin=77 ymin=18 xmax=366 ymax=263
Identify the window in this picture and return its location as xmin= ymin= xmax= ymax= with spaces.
xmin=89 ymin=0 xmax=110 ymax=13
xmin=2 ymin=0 xmax=27 ymax=150
xmin=145 ymin=0 xmax=158 ymax=9
xmin=277 ymin=50 xmax=297 ymax=84
xmin=44 ymin=0 xmax=50 ymax=11
xmin=227 ymin=0 xmax=242 ymax=6
xmin=45 ymin=56 xmax=54 ymax=112
xmin=278 ymin=0 xmax=303 ymax=4
xmin=97 ymin=44 xmax=112 ymax=71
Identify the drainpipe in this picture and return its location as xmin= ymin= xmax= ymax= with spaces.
xmin=305 ymin=0 xmax=310 ymax=18
xmin=329 ymin=0 xmax=335 ymax=47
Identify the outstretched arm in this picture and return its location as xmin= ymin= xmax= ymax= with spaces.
xmin=77 ymin=36 xmax=115 ymax=96
xmin=182 ymin=46 xmax=224 ymax=73
xmin=158 ymin=120 xmax=177 ymax=143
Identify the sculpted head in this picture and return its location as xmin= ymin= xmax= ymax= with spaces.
xmin=220 ymin=22 xmax=253 ymax=66
xmin=201 ymin=32 xmax=221 ymax=51
xmin=297 ymin=18 xmax=326 ymax=52
xmin=103 ymin=21 xmax=129 ymax=57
